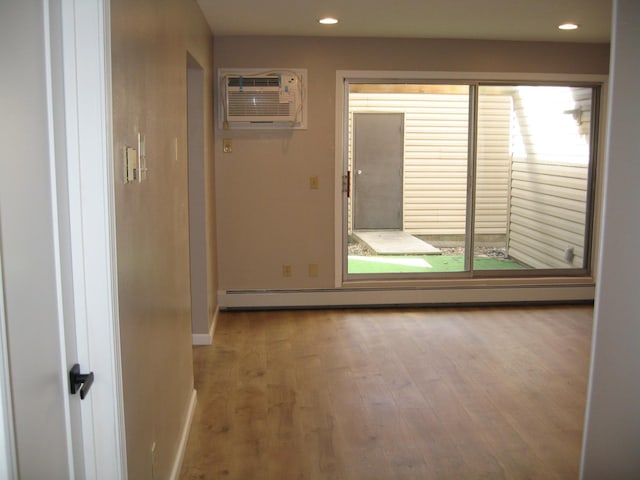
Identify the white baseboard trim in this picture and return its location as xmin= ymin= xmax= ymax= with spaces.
xmin=169 ymin=388 xmax=197 ymax=480
xmin=191 ymin=307 xmax=219 ymax=345
xmin=219 ymin=284 xmax=595 ymax=309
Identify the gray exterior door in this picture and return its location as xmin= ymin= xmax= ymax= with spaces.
xmin=353 ymin=113 xmax=404 ymax=230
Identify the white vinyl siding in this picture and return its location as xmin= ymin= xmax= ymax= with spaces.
xmin=402 ymin=93 xmax=469 ymax=235
xmin=507 ymin=161 xmax=589 ymax=268
xmin=475 ymin=95 xmax=512 ymax=236
xmin=349 ymin=92 xmax=512 ymax=236
xmin=506 ymin=87 xmax=592 ymax=268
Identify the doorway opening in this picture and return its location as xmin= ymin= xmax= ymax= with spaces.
xmin=187 ymin=54 xmax=209 ymax=340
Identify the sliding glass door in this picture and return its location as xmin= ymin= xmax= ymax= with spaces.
xmin=344 ymin=80 xmax=599 ymax=279
xmin=473 ymin=85 xmax=596 ymax=273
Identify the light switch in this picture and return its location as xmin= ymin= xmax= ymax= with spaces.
xmin=125 ymin=146 xmax=137 ymax=183
xmin=174 ymin=137 xmax=179 ymax=162
xmin=309 ymin=176 xmax=319 ymax=190
xmin=137 ymin=133 xmax=147 ymax=182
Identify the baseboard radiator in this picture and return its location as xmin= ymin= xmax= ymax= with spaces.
xmin=218 ymin=284 xmax=595 ymax=310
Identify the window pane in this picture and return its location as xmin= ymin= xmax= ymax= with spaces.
xmin=347 ymin=84 xmax=469 ymax=275
xmin=474 ymin=85 xmax=593 ymax=271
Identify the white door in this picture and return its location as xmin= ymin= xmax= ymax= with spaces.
xmin=0 ymin=1 xmax=126 ymax=478
xmin=0 ymin=2 xmax=78 ymax=476
xmin=0 ymin=254 xmax=17 ymax=480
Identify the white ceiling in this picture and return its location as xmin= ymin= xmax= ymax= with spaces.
xmin=197 ymin=0 xmax=611 ymax=43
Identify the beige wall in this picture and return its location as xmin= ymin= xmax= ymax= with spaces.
xmin=110 ymin=0 xmax=215 ymax=477
xmin=214 ymin=36 xmax=609 ymax=291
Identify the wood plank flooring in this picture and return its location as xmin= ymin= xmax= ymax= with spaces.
xmin=179 ymin=305 xmax=593 ymax=479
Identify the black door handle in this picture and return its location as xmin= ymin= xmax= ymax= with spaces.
xmin=69 ymin=364 xmax=94 ymax=400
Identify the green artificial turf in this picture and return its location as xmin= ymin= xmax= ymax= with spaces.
xmin=348 ymin=254 xmax=526 ymax=274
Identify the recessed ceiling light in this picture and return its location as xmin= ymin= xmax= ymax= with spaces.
xmin=318 ymin=17 xmax=339 ymax=25
xmin=558 ymin=22 xmax=579 ymax=30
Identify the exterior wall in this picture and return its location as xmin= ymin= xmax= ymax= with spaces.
xmin=474 ymin=94 xmax=513 ymax=237
xmin=110 ymin=0 xmax=215 ymax=477
xmin=348 ymin=92 xmax=512 ymax=236
xmin=508 ymin=161 xmax=589 ymax=268
xmin=507 ymin=87 xmax=593 ymax=268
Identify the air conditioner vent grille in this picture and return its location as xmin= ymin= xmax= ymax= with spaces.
xmin=227 ymin=92 xmax=292 ymax=118
xmin=227 ymin=76 xmax=280 ymax=88
xmin=219 ymin=68 xmax=306 ymax=129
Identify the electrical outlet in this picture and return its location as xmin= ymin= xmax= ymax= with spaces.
xmin=151 ymin=442 xmax=157 ymax=480
xmin=282 ymin=264 xmax=292 ymax=277
xmin=308 ymin=263 xmax=318 ymax=277
xmin=309 ymin=176 xmax=319 ymax=190
xmin=223 ymin=138 xmax=232 ymax=153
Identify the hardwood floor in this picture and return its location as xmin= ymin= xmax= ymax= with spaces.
xmin=180 ymin=305 xmax=593 ymax=479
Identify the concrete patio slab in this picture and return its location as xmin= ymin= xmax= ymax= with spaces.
xmin=353 ymin=230 xmax=442 ymax=255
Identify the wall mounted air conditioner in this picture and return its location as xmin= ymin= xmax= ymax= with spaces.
xmin=218 ymin=68 xmax=307 ymax=129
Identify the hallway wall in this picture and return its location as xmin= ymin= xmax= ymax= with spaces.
xmin=581 ymin=1 xmax=640 ymax=477
xmin=110 ymin=0 xmax=216 ymax=477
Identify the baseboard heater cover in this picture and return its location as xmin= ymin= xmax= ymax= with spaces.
xmin=218 ymin=284 xmax=595 ymax=310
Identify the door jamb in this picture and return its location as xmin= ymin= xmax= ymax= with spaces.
xmin=0 ymin=252 xmax=17 ymax=480
xmin=59 ymin=0 xmax=127 ymax=477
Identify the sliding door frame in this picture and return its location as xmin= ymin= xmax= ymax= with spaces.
xmin=335 ymin=70 xmax=608 ymax=290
